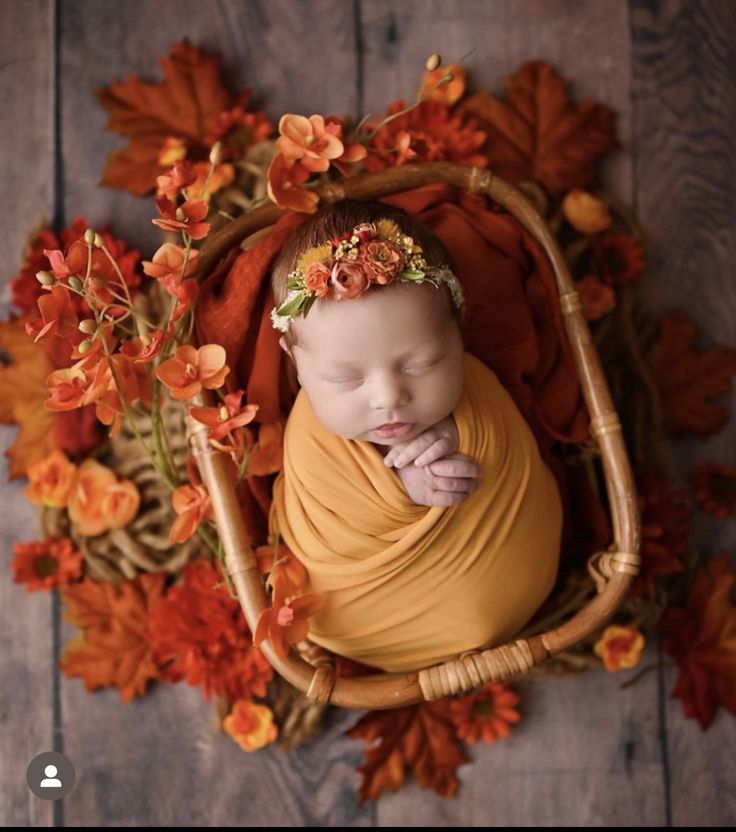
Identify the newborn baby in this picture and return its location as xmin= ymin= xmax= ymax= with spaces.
xmin=267 ymin=199 xmax=563 ymax=673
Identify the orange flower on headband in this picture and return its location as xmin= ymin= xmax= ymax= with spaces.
xmin=270 ymin=218 xmax=464 ymax=332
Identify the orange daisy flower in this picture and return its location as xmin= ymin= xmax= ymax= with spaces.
xmin=592 ymin=232 xmax=646 ymax=286
xmin=448 ymin=681 xmax=521 ymax=744
xmin=12 ymin=536 xmax=84 ymax=591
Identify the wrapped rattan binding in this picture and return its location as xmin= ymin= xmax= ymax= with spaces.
xmin=187 ymin=162 xmax=642 ymax=710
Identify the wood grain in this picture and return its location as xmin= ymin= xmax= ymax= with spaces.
xmin=630 ymin=0 xmax=736 ymax=825
xmin=0 ymin=0 xmax=56 ymax=826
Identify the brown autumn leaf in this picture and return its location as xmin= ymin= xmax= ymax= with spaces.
xmin=458 ymin=60 xmax=618 ymax=195
xmin=647 ymin=307 xmax=736 ymax=437
xmin=97 ymin=39 xmax=244 ymax=195
xmin=0 ymin=315 xmax=57 ymax=477
xmin=59 ymin=572 xmax=168 ymax=704
xmin=345 ymin=699 xmax=468 ymax=803
xmin=659 ymin=553 xmax=736 ymax=729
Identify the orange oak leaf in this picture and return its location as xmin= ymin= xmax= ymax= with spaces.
xmin=345 ymin=699 xmax=468 ymax=803
xmin=59 ymin=572 xmax=167 ymax=704
xmin=646 ymin=307 xmax=736 ymax=437
xmin=659 ymin=554 xmax=736 ymax=729
xmin=97 ymin=39 xmax=246 ymax=195
xmin=458 ymin=60 xmax=618 ymax=195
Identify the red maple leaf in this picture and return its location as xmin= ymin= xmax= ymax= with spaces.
xmin=647 ymin=307 xmax=736 ymax=437
xmin=458 ymin=60 xmax=619 ymax=195
xmin=345 ymin=699 xmax=468 ymax=803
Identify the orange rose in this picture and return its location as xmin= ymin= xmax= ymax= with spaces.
xmin=67 ymin=459 xmax=140 ymax=537
xmin=24 ymin=449 xmax=78 ymax=508
xmin=330 ymin=261 xmax=369 ymax=299
xmin=304 ymin=261 xmax=331 ymax=297
xmin=358 ymin=240 xmax=405 ymax=284
xmin=223 ymin=700 xmax=278 ymax=751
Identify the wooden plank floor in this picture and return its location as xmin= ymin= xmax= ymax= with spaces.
xmin=1 ymin=0 xmax=734 ymax=825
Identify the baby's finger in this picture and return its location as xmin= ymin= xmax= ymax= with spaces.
xmin=430 ymin=474 xmax=479 ymax=494
xmin=413 ymin=437 xmax=455 ymax=467
xmin=428 ymin=455 xmax=481 ymax=479
xmin=385 ymin=433 xmax=436 ymax=468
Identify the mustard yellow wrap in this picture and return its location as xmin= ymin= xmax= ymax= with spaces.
xmin=269 ymin=352 xmax=563 ymax=673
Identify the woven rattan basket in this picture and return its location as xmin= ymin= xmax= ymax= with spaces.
xmin=187 ymin=162 xmax=642 ymax=710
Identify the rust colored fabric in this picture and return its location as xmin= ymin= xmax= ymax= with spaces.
xmin=195 ymin=183 xmax=590 ymax=549
xmin=269 ymin=351 xmax=564 ymax=672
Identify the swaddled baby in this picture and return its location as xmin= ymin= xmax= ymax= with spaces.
xmin=268 ymin=199 xmax=563 ymax=673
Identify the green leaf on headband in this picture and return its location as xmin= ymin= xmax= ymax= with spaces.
xmin=400 ymin=270 xmax=426 ymax=280
xmin=276 ymin=293 xmax=305 ymax=317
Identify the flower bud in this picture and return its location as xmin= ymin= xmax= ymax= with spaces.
xmin=442 ymin=72 xmax=453 ymax=85
xmin=93 ymin=232 xmax=104 ymax=248
xmin=77 ymin=339 xmax=93 ymax=354
xmin=218 ymin=406 xmax=229 ymax=421
xmin=425 ymin=53 xmax=441 ymax=71
xmin=84 ymin=228 xmax=96 ymax=245
xmin=209 ymin=141 xmax=222 ymax=166
xmin=175 ymin=206 xmax=186 ymax=221
xmin=68 ymin=276 xmax=83 ymax=291
xmin=35 ymin=270 xmax=56 ymax=286
xmin=78 ymin=319 xmax=97 ymax=334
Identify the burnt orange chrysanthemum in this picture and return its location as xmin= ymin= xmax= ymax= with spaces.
xmin=448 ymin=681 xmax=521 ymax=744
xmin=148 ymin=559 xmax=274 ymax=703
xmin=592 ymin=232 xmax=646 ymax=286
xmin=691 ymin=461 xmax=736 ymax=519
xmin=12 ymin=536 xmax=84 ymax=592
xmin=362 ymin=98 xmax=488 ymax=172
xmin=204 ymin=105 xmax=274 ymax=162
xmin=594 ymin=624 xmax=645 ymax=671
xmin=222 ymin=699 xmax=278 ymax=752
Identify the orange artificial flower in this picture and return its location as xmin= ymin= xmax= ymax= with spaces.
xmin=67 ymin=458 xmax=140 ymax=536
xmin=169 ymin=483 xmax=214 ymax=543
xmin=691 ymin=462 xmax=736 ymax=519
xmin=152 ymin=196 xmax=211 ymax=239
xmin=275 ymin=113 xmax=345 ymax=173
xmin=44 ymin=364 xmax=91 ymax=412
xmin=24 ymin=448 xmax=78 ymax=508
xmin=222 ymin=699 xmax=278 ymax=751
xmin=155 ymin=160 xmax=198 ymax=196
xmin=203 ymin=104 xmax=274 ymax=162
xmin=562 ymin=189 xmax=612 ymax=233
xmin=190 ymin=389 xmax=259 ymax=441
xmin=120 ymin=329 xmax=167 ymax=364
xmin=183 ymin=161 xmax=236 ymax=202
xmin=592 ymin=232 xmax=646 ymax=286
xmin=157 ymin=136 xmax=188 ymax=167
xmin=24 ymin=284 xmax=79 ymax=343
xmin=577 ymin=274 xmax=616 ymax=321
xmin=419 ymin=63 xmax=466 ymax=106
xmin=142 ymin=242 xmax=199 ymax=283
xmin=322 ymin=115 xmax=367 ymax=176
xmin=594 ymin=624 xmax=645 ymax=671
xmin=12 ymin=536 xmax=84 ymax=591
xmin=254 ymin=540 xmax=307 ymax=589
xmin=253 ymin=583 xmax=326 ymax=661
xmin=155 ymin=343 xmax=229 ymax=401
xmin=448 ymin=681 xmax=521 ymax=743
xmin=266 ymin=152 xmax=317 ymax=213
xmin=362 ymin=99 xmax=487 ymax=172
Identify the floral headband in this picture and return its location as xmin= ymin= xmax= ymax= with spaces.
xmin=269 ymin=218 xmax=465 ymax=333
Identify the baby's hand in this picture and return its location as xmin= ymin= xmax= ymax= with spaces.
xmin=383 ymin=414 xmax=460 ymax=469
xmin=393 ymin=453 xmax=481 ymax=507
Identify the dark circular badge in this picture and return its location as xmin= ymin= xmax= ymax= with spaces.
xmin=26 ymin=751 xmax=75 ymax=800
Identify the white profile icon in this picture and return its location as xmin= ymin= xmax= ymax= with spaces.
xmin=40 ymin=764 xmax=62 ymax=788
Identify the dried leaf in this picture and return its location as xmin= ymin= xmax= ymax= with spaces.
xmin=458 ymin=60 xmax=618 ymax=195
xmin=647 ymin=307 xmax=736 ymax=437
xmin=59 ymin=572 xmax=167 ymax=704
xmin=97 ymin=39 xmax=241 ymax=195
xmin=346 ymin=700 xmax=468 ymax=803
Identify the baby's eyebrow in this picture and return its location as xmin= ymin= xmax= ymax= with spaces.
xmin=324 ymin=340 xmax=440 ymax=369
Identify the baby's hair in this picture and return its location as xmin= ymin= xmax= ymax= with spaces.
xmin=271 ymin=198 xmax=462 ymax=350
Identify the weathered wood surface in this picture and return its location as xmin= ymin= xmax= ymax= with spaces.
xmin=0 ymin=0 xmax=733 ymax=825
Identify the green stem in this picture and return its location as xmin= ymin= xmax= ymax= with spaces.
xmin=150 ymin=376 xmax=180 ymax=488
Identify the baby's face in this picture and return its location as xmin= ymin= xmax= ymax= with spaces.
xmin=282 ymin=281 xmax=465 ymax=447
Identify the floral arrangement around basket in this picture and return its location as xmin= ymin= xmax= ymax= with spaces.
xmin=3 ymin=40 xmax=736 ymax=803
